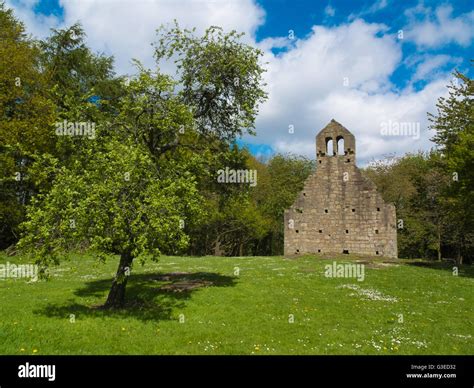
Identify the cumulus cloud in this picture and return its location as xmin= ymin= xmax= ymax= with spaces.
xmin=5 ymin=0 xmax=61 ymax=38
xmin=5 ymin=0 xmax=457 ymax=164
xmin=404 ymin=4 xmax=474 ymax=48
xmin=405 ymin=54 xmax=461 ymax=83
xmin=305 ymin=79 xmax=449 ymax=162
xmin=8 ymin=0 xmax=265 ymax=74
xmin=247 ymin=17 xmax=457 ymax=164
xmin=250 ymin=19 xmax=449 ymax=164
xmin=63 ymin=0 xmax=265 ymax=74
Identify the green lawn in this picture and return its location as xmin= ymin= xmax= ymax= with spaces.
xmin=0 ymin=252 xmax=472 ymax=355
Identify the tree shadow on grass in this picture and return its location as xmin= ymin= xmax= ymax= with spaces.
xmin=34 ymin=272 xmax=237 ymax=322
xmin=405 ymin=260 xmax=474 ymax=279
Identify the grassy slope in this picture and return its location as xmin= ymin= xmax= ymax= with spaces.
xmin=0 ymin=253 xmax=472 ymax=355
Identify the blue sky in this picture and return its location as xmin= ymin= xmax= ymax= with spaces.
xmin=257 ymin=0 xmax=472 ymax=86
xmin=7 ymin=0 xmax=474 ymax=164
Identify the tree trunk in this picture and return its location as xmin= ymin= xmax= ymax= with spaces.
xmin=437 ymin=228 xmax=441 ymax=261
xmin=455 ymin=247 xmax=463 ymax=267
xmin=103 ymin=252 xmax=133 ymax=309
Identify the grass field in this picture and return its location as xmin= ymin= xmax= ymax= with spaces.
xmin=0 ymin=252 xmax=472 ymax=355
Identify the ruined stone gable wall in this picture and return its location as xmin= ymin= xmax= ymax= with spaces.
xmin=284 ymin=134 xmax=397 ymax=258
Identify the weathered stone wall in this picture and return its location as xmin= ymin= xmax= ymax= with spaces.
xmin=284 ymin=120 xmax=398 ymax=258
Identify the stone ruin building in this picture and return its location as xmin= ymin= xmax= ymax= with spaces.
xmin=284 ymin=119 xmax=398 ymax=258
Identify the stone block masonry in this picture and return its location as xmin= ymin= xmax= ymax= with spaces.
xmin=284 ymin=119 xmax=397 ymax=258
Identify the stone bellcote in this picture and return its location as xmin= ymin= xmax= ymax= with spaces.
xmin=316 ymin=119 xmax=356 ymax=164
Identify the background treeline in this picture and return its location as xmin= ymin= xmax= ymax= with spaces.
xmin=1 ymin=4 xmax=472 ymax=264
xmin=364 ymin=64 xmax=473 ymax=264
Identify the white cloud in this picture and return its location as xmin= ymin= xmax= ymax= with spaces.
xmin=404 ymin=4 xmax=474 ymax=48
xmin=5 ymin=0 xmax=61 ymax=38
xmin=405 ymin=54 xmax=461 ymax=83
xmin=8 ymin=0 xmax=265 ymax=74
xmin=367 ymin=0 xmax=388 ymax=14
xmin=257 ymin=20 xmax=400 ymax=117
xmin=5 ymin=1 xmax=457 ymax=164
xmin=246 ymin=19 xmax=455 ymax=165
xmin=305 ymin=79 xmax=449 ymax=162
xmin=348 ymin=0 xmax=389 ymax=21
xmin=324 ymin=5 xmax=335 ymax=18
xmin=61 ymin=0 xmax=265 ymax=74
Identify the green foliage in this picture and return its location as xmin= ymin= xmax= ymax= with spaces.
xmin=0 ymin=3 xmax=56 ymax=248
xmin=186 ymin=152 xmax=313 ymax=256
xmin=5 ymin=0 xmax=471 ymax=284
xmin=363 ymin=149 xmax=472 ymax=262
xmin=363 ymin=67 xmax=473 ymax=263
xmin=110 ymin=63 xmax=194 ymax=160
xmin=39 ymin=23 xmax=124 ymax=163
xmin=0 ymin=2 xmax=262 ymax=305
xmin=429 ymin=65 xmax=474 ymax=263
xmin=154 ymin=22 xmax=268 ymax=142
xmin=0 ymin=8 xmax=126 ymax=249
xmin=18 ymin=138 xmax=203 ymax=277
xmin=365 ymin=154 xmax=437 ymax=259
xmin=253 ymin=154 xmax=315 ymax=255
xmin=40 ymin=23 xmax=123 ymax=115
xmin=429 ymin=68 xmax=473 ymax=153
